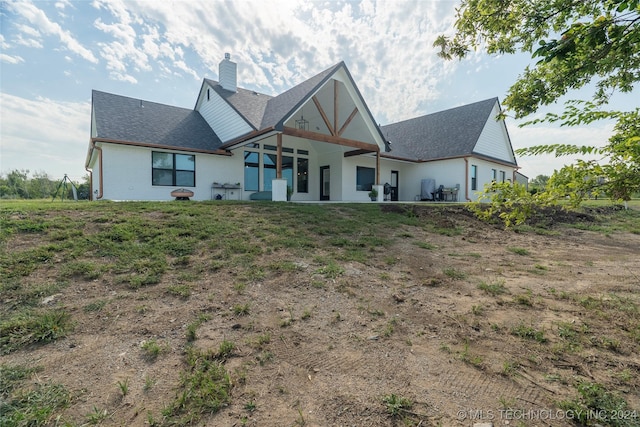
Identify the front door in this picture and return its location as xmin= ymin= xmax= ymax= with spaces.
xmin=391 ymin=170 xmax=399 ymax=201
xmin=320 ymin=166 xmax=330 ymax=200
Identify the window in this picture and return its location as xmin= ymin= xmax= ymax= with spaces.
xmin=356 ymin=166 xmax=375 ymax=191
xmin=297 ymin=158 xmax=308 ymax=193
xmin=244 ymin=151 xmax=259 ymax=191
xmin=491 ymin=169 xmax=497 ymax=182
xmin=471 ymin=165 xmax=478 ymax=191
xmin=263 ymin=153 xmax=293 ymax=191
xmin=152 ymin=152 xmax=195 ymax=187
xmin=500 ymin=171 xmax=506 ymax=183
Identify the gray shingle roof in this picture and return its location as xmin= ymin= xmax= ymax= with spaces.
xmin=380 ymin=98 xmax=503 ymax=162
xmin=92 ymin=90 xmax=223 ymax=151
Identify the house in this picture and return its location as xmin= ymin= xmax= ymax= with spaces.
xmin=86 ymin=54 xmax=520 ymax=202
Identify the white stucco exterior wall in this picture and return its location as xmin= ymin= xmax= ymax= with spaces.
xmin=94 ymin=142 xmax=242 ymax=201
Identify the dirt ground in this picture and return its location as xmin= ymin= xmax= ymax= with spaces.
xmin=2 ymin=204 xmax=639 ymax=426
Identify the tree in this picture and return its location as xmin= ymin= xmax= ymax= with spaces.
xmin=27 ymin=170 xmax=56 ymax=199
xmin=2 ymin=169 xmax=30 ymax=199
xmin=529 ymin=174 xmax=550 ymax=192
xmin=434 ymin=0 xmax=640 ymax=212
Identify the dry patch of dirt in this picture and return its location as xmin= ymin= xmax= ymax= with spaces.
xmin=2 ymin=204 xmax=639 ymax=426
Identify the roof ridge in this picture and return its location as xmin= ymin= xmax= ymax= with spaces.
xmin=92 ymin=89 xmax=194 ymax=112
xmin=203 ymin=78 xmax=274 ymax=99
xmin=382 ymin=97 xmax=498 ymax=128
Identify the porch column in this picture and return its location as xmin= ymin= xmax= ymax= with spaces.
xmin=276 ymin=133 xmax=283 ymax=179
xmin=376 ymin=149 xmax=380 ymax=185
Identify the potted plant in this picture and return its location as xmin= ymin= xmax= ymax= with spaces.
xmin=368 ymin=187 xmax=378 ymax=201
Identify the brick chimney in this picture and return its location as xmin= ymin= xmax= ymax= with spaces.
xmin=218 ymin=53 xmax=237 ymax=92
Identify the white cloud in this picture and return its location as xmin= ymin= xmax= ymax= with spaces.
xmin=55 ymin=0 xmax=73 ymax=9
xmin=509 ymin=121 xmax=614 ymax=178
xmin=0 ymin=93 xmax=90 ymax=181
xmin=7 ymin=1 xmax=98 ymax=63
xmin=109 ymin=71 xmax=138 ymax=84
xmin=113 ymin=0 xmax=460 ymax=122
xmin=0 ymin=54 xmax=25 ymax=64
xmin=14 ymin=34 xmax=43 ymax=48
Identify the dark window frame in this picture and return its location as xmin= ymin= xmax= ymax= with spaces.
xmin=471 ymin=164 xmax=478 ymax=191
xmin=297 ymin=157 xmax=309 ymax=193
xmin=356 ymin=166 xmax=375 ymax=191
xmin=152 ymin=151 xmax=195 ymax=187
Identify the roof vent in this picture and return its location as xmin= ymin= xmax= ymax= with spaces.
xmin=219 ymin=53 xmax=237 ymax=92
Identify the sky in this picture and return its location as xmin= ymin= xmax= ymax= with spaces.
xmin=0 ymin=0 xmax=636 ymax=183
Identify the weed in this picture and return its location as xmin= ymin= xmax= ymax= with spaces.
xmin=268 ymin=260 xmax=300 ymax=272
xmin=0 ymin=364 xmax=40 ymax=396
xmin=257 ymin=351 xmax=274 ymax=366
xmin=135 ymin=304 xmax=150 ymax=314
xmin=593 ymin=336 xmax=622 ymax=352
xmin=471 ymin=304 xmax=484 ymax=315
xmin=384 ymin=256 xmax=399 ymax=265
xmin=218 ymin=340 xmax=235 ymax=358
xmin=86 ymin=406 xmax=109 ymax=424
xmin=301 ymin=308 xmax=312 ymax=320
xmin=311 ymin=280 xmax=326 ymax=289
xmin=365 ymin=306 xmax=385 ymax=317
xmin=84 ymin=299 xmax=108 ymax=312
xmin=558 ymin=381 xmax=637 ymax=427
xmin=544 ymin=373 xmax=563 ymax=383
xmin=459 ymin=342 xmax=484 ymax=368
xmin=615 ymin=369 xmax=633 ymax=383
xmin=0 ymin=365 xmax=71 ymax=426
xmin=382 ymin=318 xmax=397 ymax=337
xmin=507 ymin=247 xmax=530 ymax=256
xmin=144 ymin=375 xmax=156 ymax=392
xmin=0 ymin=309 xmax=72 ymax=354
xmin=315 ymin=260 xmax=344 ymax=278
xmin=166 ymin=284 xmax=191 ymax=298
xmin=234 ymin=282 xmax=246 ymax=294
xmin=147 ymin=411 xmax=158 ymax=426
xmin=254 ymin=333 xmax=271 ymax=348
xmin=414 ymin=242 xmax=438 ymax=251
xmin=140 ymin=339 xmax=168 ymax=361
xmin=117 ymin=377 xmax=130 ymax=397
xmin=244 ymin=401 xmax=257 ymax=412
xmin=280 ymin=318 xmax=292 ymax=327
xmin=443 ymin=267 xmax=467 ymax=280
xmin=502 ymin=360 xmax=519 ymax=376
xmin=511 ymin=322 xmax=547 ymax=343
xmin=513 ymin=290 xmax=533 ymax=306
xmin=294 ymin=404 xmax=306 ymax=426
xmin=499 ymin=396 xmax=517 ymax=409
xmin=383 ymin=393 xmax=413 ymax=417
xmin=233 ymin=303 xmax=250 ymax=316
xmin=185 ymin=313 xmax=211 ymax=341
xmin=59 ymin=260 xmax=103 ymax=280
xmin=555 ymin=321 xmax=586 ymax=353
xmin=478 ymin=280 xmax=508 ymax=296
xmin=163 ymin=347 xmax=232 ymax=425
